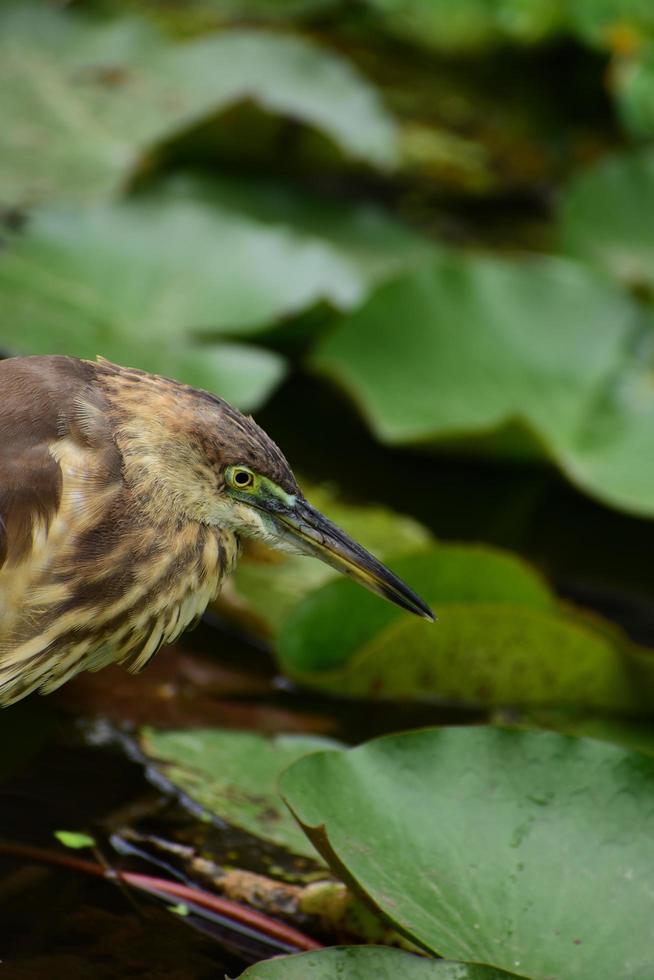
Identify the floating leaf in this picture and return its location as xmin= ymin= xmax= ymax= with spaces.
xmin=236 ymin=947 xmax=514 ymax=979
xmin=281 ymin=727 xmax=654 ymax=979
xmin=558 ymin=149 xmax=654 ymax=290
xmin=0 ymin=193 xmax=371 ymax=336
xmin=0 ymin=4 xmax=396 ymax=206
xmin=518 ymin=713 xmax=654 ymax=756
xmin=276 ymin=545 xmax=653 ymax=711
xmin=312 ymin=254 xmax=635 ymax=447
xmin=140 ymin=729 xmax=337 ymax=861
xmin=0 ymin=194 xmax=322 ymax=410
xmin=279 ymin=545 xmax=552 ymax=673
xmin=164 ymin=174 xmax=436 ymax=310
xmin=311 ymin=252 xmax=654 ymax=517
xmin=0 ymin=176 xmax=432 ymax=411
xmin=553 ymin=339 xmax=654 ymax=518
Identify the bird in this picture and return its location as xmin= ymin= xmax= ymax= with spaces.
xmin=0 ymin=355 xmax=433 ymax=705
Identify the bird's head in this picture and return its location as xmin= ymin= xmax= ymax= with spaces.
xmin=197 ymin=394 xmax=433 ymax=621
xmin=103 ymin=365 xmax=434 ymax=621
xmin=217 ymin=459 xmax=435 ymax=619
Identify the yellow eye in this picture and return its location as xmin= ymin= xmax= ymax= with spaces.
xmin=230 ymin=467 xmax=255 ymax=490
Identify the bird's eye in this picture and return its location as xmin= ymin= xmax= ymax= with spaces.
xmin=229 ymin=467 xmax=255 ymax=490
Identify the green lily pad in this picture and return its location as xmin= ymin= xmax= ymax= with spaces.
xmin=0 ymin=176 xmax=434 ymax=410
xmin=276 ymin=545 xmax=652 ymax=711
xmin=312 ymin=253 xmax=635 ymax=447
xmin=557 ymin=149 xmax=654 ymax=289
xmin=0 ymin=193 xmax=330 ymax=409
xmin=281 ymin=727 xmax=654 ymax=979
xmin=278 ymin=544 xmax=552 ymax=673
xmin=164 ymin=174 xmax=436 ymax=311
xmin=519 ymin=713 xmax=654 ymax=757
xmin=0 ymin=3 xmax=396 ymax=206
xmin=228 ymin=484 xmax=432 ymax=635
xmin=0 ymin=191 xmax=384 ymax=337
xmin=235 ymin=947 xmax=514 ymax=979
xmin=140 ymin=729 xmax=337 ymax=861
xmin=311 ymin=251 xmax=654 ymax=517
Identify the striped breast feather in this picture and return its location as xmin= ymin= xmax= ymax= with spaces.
xmin=0 ymin=519 xmax=235 ymax=705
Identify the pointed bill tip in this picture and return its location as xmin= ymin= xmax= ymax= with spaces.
xmin=273 ymin=499 xmax=437 ymax=622
xmin=380 ymin=582 xmax=436 ymax=622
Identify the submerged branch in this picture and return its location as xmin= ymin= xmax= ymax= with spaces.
xmin=0 ymin=840 xmax=322 ymax=953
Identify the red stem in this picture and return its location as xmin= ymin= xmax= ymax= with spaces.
xmin=0 ymin=841 xmax=322 ymax=952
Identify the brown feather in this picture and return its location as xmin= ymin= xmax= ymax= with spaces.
xmin=0 ymin=356 xmax=89 ymax=567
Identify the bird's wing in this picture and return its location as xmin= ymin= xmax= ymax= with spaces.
xmin=0 ymin=355 xmax=98 ymax=570
xmin=0 ymin=356 xmax=135 ymax=702
xmin=0 ymin=441 xmax=63 ymax=571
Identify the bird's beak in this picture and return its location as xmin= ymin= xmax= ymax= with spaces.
xmin=273 ymin=498 xmax=435 ymax=621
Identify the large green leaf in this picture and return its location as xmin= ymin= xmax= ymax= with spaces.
xmin=552 ymin=149 xmax=654 ymax=512
xmin=276 ymin=545 xmax=653 ymax=711
xmin=235 ymin=947 xmax=515 ymax=979
xmin=278 ymin=545 xmax=552 ymax=673
xmin=0 ymin=4 xmax=396 ymax=206
xmin=558 ymin=149 xmax=654 ymax=290
xmin=140 ymin=728 xmax=337 ymax=861
xmin=281 ymin=727 xmax=654 ymax=979
xmin=312 ymin=253 xmax=635 ymax=447
xmin=0 ymin=178 xmax=431 ymax=409
xmin=0 ymin=174 xmax=431 ymax=386
xmin=0 ymin=193 xmax=323 ymax=409
xmin=164 ymin=174 xmax=436 ymax=309
xmin=311 ymin=252 xmax=654 ymax=517
xmin=227 ymin=484 xmax=432 ymax=635
xmin=519 ymin=714 xmax=654 ymax=757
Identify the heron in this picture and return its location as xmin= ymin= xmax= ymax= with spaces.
xmin=0 ymin=355 xmax=433 ymax=705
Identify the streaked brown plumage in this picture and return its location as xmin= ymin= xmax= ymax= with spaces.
xmin=0 ymin=355 xmax=433 ymax=706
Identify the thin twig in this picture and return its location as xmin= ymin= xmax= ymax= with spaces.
xmin=0 ymin=840 xmax=322 ymax=952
